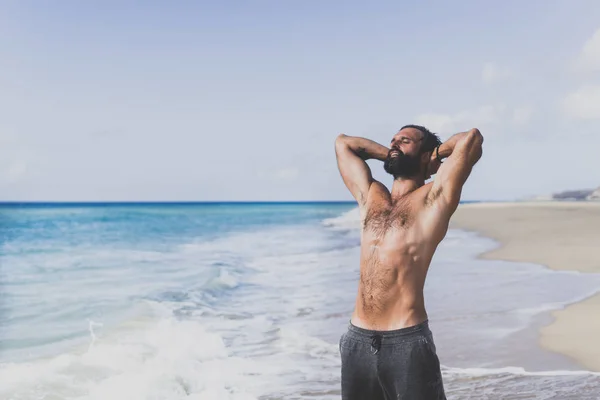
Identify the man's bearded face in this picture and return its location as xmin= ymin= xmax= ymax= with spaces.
xmin=384 ymin=147 xmax=422 ymax=178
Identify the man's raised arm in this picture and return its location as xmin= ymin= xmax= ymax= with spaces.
xmin=428 ymin=128 xmax=484 ymax=212
xmin=335 ymin=134 xmax=389 ymax=205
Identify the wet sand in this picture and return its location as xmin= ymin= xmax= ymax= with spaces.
xmin=450 ymin=201 xmax=600 ymax=372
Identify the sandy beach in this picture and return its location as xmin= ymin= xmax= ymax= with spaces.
xmin=450 ymin=201 xmax=600 ymax=372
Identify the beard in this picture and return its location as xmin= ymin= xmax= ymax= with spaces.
xmin=384 ymin=149 xmax=422 ymax=178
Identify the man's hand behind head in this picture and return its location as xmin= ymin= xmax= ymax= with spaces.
xmin=426 ymin=153 xmax=442 ymax=179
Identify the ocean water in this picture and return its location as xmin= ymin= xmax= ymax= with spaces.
xmin=1 ymin=202 xmax=600 ymax=400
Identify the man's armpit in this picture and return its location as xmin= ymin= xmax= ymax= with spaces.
xmin=425 ymin=186 xmax=443 ymax=207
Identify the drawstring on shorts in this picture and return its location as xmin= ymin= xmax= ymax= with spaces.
xmin=370 ymin=334 xmax=382 ymax=354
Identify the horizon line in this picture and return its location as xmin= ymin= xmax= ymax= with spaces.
xmin=0 ymin=200 xmax=357 ymax=205
xmin=0 ymin=200 xmax=490 ymax=206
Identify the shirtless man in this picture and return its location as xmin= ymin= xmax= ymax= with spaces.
xmin=334 ymin=125 xmax=484 ymax=399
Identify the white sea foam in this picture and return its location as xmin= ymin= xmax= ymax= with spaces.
xmin=0 ymin=217 xmax=353 ymax=399
xmin=322 ymin=207 xmax=360 ymax=230
xmin=0 ymin=302 xmax=264 ymax=400
xmin=443 ymin=365 xmax=600 ymax=377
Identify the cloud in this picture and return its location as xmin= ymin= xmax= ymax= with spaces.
xmin=562 ymin=84 xmax=600 ymax=119
xmin=481 ymin=62 xmax=514 ymax=85
xmin=574 ymin=28 xmax=600 ymax=72
xmin=415 ymin=105 xmax=504 ymax=134
xmin=512 ymin=106 xmax=534 ymax=125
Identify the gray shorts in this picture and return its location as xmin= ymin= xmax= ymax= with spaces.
xmin=339 ymin=320 xmax=446 ymax=400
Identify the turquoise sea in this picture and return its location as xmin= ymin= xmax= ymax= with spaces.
xmin=1 ymin=202 xmax=600 ymax=399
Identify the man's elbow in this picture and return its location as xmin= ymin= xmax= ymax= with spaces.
xmin=335 ymin=134 xmax=352 ymax=154
xmin=454 ymin=128 xmax=483 ymax=163
xmin=457 ymin=128 xmax=484 ymax=152
xmin=335 ymin=133 xmax=347 ymax=147
xmin=466 ymin=128 xmax=484 ymax=148
xmin=465 ymin=128 xmax=483 ymax=146
xmin=467 ymin=129 xmax=484 ymax=163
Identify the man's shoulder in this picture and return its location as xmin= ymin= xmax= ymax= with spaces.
xmin=368 ymin=179 xmax=389 ymax=194
xmin=361 ymin=180 xmax=390 ymax=206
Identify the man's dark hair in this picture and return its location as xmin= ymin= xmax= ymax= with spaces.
xmin=400 ymin=124 xmax=442 ymax=154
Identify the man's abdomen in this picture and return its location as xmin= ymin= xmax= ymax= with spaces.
xmin=352 ymin=259 xmax=428 ymax=331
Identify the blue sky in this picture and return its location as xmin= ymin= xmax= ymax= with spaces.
xmin=1 ymin=1 xmax=600 ymax=201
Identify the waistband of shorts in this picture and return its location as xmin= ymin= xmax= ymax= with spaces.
xmin=346 ymin=319 xmax=431 ymax=343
